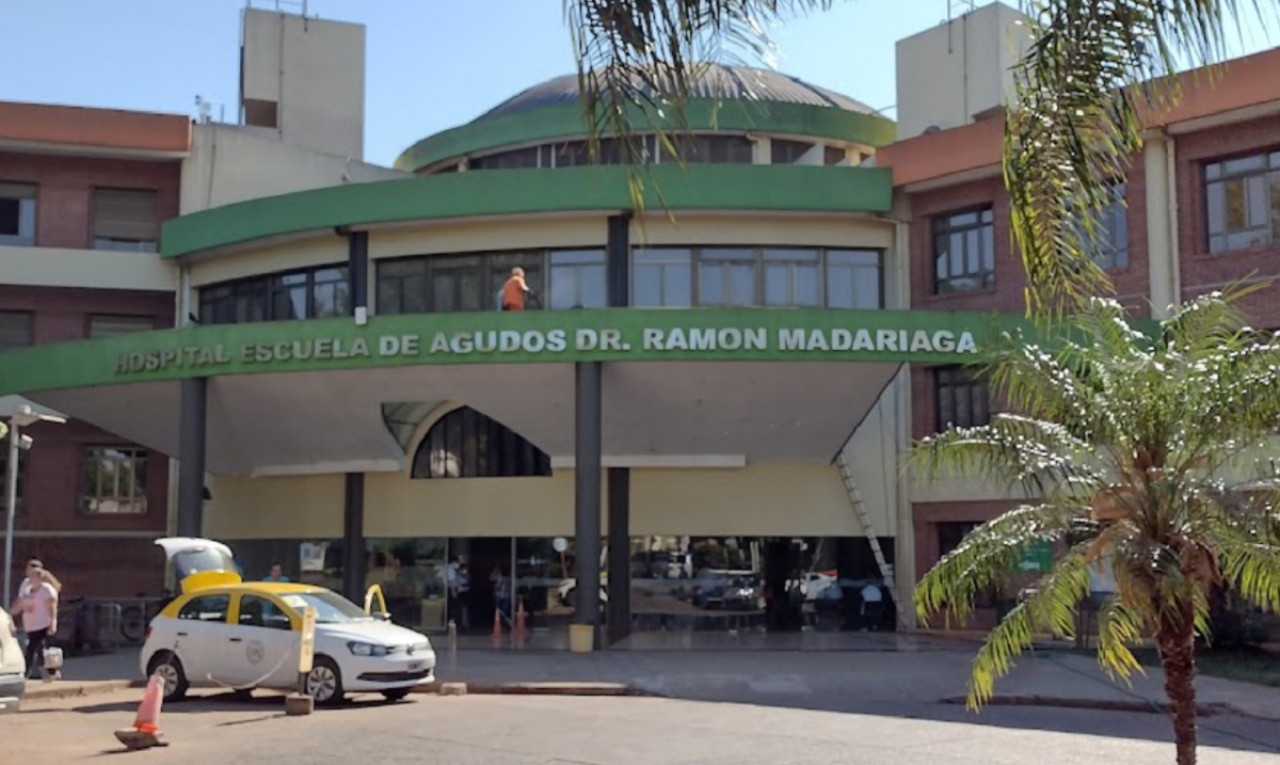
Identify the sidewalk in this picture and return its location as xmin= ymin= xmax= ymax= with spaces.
xmin=28 ymin=642 xmax=1280 ymax=721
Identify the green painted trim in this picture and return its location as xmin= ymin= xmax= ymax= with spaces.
xmin=160 ymin=165 xmax=893 ymax=259
xmin=394 ymin=100 xmax=897 ymax=173
xmin=0 ymin=309 xmax=1026 ymax=396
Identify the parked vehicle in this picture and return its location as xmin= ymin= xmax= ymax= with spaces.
xmin=140 ymin=537 xmax=435 ymax=706
xmin=0 ymin=608 xmax=25 ymax=712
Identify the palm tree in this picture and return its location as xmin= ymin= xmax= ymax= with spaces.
xmin=913 ymin=289 xmax=1280 ymax=765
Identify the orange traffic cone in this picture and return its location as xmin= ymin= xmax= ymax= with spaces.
xmin=515 ymin=599 xmax=528 ymax=648
xmin=114 ymin=674 xmax=170 ymax=750
xmin=490 ymin=607 xmax=504 ymax=649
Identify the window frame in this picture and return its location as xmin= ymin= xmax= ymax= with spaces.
xmin=934 ymin=365 xmax=992 ymax=430
xmin=1204 ymin=149 xmax=1280 ymax=255
xmin=547 ymin=249 xmax=607 ymax=310
xmin=87 ymin=314 xmax=156 ymax=340
xmin=0 ymin=181 xmax=38 ymax=247
xmin=199 ymin=263 xmax=350 ymax=325
xmin=932 ymin=207 xmax=996 ymax=295
xmin=91 ymin=187 xmax=160 ymax=253
xmin=81 ymin=445 xmax=150 ymax=516
xmin=0 ymin=310 xmax=34 ymax=352
xmin=411 ymin=406 xmax=552 ymax=479
xmin=177 ymin=593 xmax=231 ymax=623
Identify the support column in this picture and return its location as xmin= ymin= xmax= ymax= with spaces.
xmin=605 ymin=213 xmax=632 ymax=308
xmin=342 ymin=473 xmax=366 ymax=602
xmin=176 ymin=377 xmax=208 ymax=538
xmin=348 ymin=230 xmax=370 ymax=323
xmin=573 ymin=361 xmax=603 ymax=645
xmin=1144 ymin=133 xmax=1179 ymax=318
xmin=606 ymin=467 xmax=631 ymax=644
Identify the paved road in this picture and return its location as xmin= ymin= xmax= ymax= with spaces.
xmin=3 ymin=688 xmax=1278 ymax=764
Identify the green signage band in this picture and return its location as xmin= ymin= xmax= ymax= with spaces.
xmin=0 ymin=309 xmax=1024 ymax=396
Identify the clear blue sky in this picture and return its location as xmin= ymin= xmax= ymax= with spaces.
xmin=0 ymin=1 xmax=1272 ymax=167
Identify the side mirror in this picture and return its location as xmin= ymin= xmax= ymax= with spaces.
xmin=373 ymin=611 xmax=392 ymax=622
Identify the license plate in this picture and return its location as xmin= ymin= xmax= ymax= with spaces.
xmin=407 ymin=661 xmax=423 ymax=671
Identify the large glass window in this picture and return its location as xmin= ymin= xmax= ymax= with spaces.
xmin=0 ymin=311 xmax=33 ymax=352
xmin=825 ymin=250 xmax=881 ymax=309
xmin=933 ymin=208 xmax=995 ymax=294
xmin=0 ymin=182 xmax=36 ymax=246
xmin=488 ymin=251 xmax=545 ymax=310
xmin=431 ymin=255 xmax=485 ymax=313
xmin=770 ymin=139 xmax=814 ymax=164
xmin=763 ymin=249 xmax=821 ymax=307
xmin=411 ymin=406 xmax=551 ymax=479
xmin=83 ymin=447 xmax=149 ymax=514
xmin=935 ymin=366 xmax=990 ymax=430
xmin=663 ymin=135 xmax=754 ymax=164
xmin=376 ymin=258 xmax=428 ymax=315
xmin=470 ymin=147 xmax=540 ymax=170
xmin=199 ymin=264 xmax=349 ymax=325
xmin=93 ymin=188 xmax=158 ymax=253
xmin=1091 ymin=183 xmax=1130 ymax=271
xmin=549 ymin=249 xmax=606 ymax=310
xmin=367 ymin=538 xmax=447 ymax=632
xmin=1205 ymin=151 xmax=1280 ymax=254
xmin=699 ymin=248 xmax=758 ymax=306
xmin=632 ymin=248 xmax=693 ymax=307
xmin=937 ymin=522 xmax=981 ymax=558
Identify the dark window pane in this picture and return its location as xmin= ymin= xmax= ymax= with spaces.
xmin=412 ymin=407 xmax=551 ymax=479
xmin=933 ymin=208 xmax=995 ymax=294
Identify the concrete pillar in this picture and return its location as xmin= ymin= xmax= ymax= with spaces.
xmin=1144 ymin=133 xmax=1180 ymax=318
xmin=606 ymin=467 xmax=631 ymax=644
xmin=176 ymin=377 xmax=207 ymax=538
xmin=606 ymin=213 xmax=631 ymax=308
xmin=574 ymin=361 xmax=603 ymax=645
xmin=348 ymin=230 xmax=369 ymax=322
xmin=342 ymin=473 xmax=366 ymax=602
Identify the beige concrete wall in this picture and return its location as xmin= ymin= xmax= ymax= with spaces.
xmin=0 ymin=245 xmax=176 ymax=292
xmin=180 ymin=124 xmax=405 ymax=215
xmin=368 ymin=217 xmax=608 ymax=261
xmin=895 ymin=2 xmax=1031 ymax=139
xmin=204 ymin=474 xmax=345 ymax=539
xmin=241 ymin=9 xmax=365 ymax=160
xmin=187 ymin=235 xmax=348 ymax=287
xmin=365 ymin=471 xmax=586 ymax=538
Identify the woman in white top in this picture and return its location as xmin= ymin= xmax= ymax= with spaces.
xmin=12 ymin=560 xmax=59 ymax=679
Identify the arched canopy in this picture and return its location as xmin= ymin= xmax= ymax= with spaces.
xmin=411 ymin=405 xmax=551 ymax=479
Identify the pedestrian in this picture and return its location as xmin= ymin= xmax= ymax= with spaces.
xmin=500 ymin=267 xmax=533 ymax=311
xmin=859 ymin=581 xmax=884 ymax=631
xmin=12 ymin=561 xmax=59 ymax=680
xmin=446 ymin=556 xmax=470 ymax=630
xmin=264 ymin=563 xmax=290 ymax=582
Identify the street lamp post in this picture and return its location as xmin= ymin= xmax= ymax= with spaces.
xmin=2 ymin=405 xmax=66 ymax=611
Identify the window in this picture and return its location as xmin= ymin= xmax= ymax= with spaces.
xmin=200 ymin=264 xmax=349 ymax=324
xmin=762 ymin=249 xmax=821 ymax=307
xmin=935 ymin=366 xmax=991 ymax=430
xmin=771 ymin=140 xmax=813 ymax=164
xmin=0 ymin=311 xmax=33 ymax=352
xmin=548 ymin=250 xmax=606 ymax=310
xmin=238 ymin=595 xmax=292 ymax=630
xmin=488 ymin=252 xmax=544 ymax=310
xmin=470 ymin=147 xmax=540 ymax=170
xmin=663 ymin=135 xmax=754 ymax=164
xmin=1205 ymin=151 xmax=1280 ymax=254
xmin=933 ymin=208 xmax=995 ymax=294
xmin=825 ymin=250 xmax=882 ymax=309
xmin=411 ymin=406 xmax=551 ymax=479
xmin=431 ymin=255 xmax=485 ymax=313
xmin=377 ymin=258 xmax=428 ymax=315
xmin=0 ymin=183 xmax=36 ymax=246
xmin=83 ymin=447 xmax=148 ymax=515
xmin=824 ymin=146 xmax=848 ymax=166
xmin=377 ymin=252 xmax=546 ymax=315
xmin=937 ymin=521 xmax=981 ymax=558
xmin=632 ymin=248 xmax=693 ymax=307
xmin=177 ymin=594 xmax=230 ymax=623
xmin=699 ymin=248 xmax=758 ymax=306
xmin=88 ymin=315 xmax=153 ymax=339
xmin=1086 ymin=183 xmax=1130 ymax=271
xmin=93 ymin=189 xmax=158 ymax=252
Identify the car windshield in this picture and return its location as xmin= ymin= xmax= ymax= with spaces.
xmin=278 ymin=591 xmax=371 ymax=624
xmin=172 ymin=547 xmax=238 ymax=580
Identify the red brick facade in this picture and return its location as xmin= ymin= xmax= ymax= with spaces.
xmin=1 ymin=154 xmax=179 ymax=601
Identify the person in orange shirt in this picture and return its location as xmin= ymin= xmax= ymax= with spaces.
xmin=501 ymin=267 xmax=532 ymax=311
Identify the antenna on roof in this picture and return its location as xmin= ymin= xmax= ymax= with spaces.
xmin=947 ymin=0 xmax=977 ymax=22
xmin=194 ymin=95 xmax=213 ymax=124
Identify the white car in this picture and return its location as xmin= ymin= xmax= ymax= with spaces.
xmin=0 ymin=609 xmax=25 ymax=712
xmin=140 ymin=538 xmax=436 ymax=706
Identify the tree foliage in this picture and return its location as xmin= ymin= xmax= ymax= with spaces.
xmin=913 ymin=289 xmax=1280 ymax=710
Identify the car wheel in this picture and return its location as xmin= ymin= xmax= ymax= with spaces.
xmin=380 ymin=688 xmax=412 ymax=702
xmin=146 ymin=652 xmax=188 ymax=702
xmin=305 ymin=656 xmax=344 ymax=706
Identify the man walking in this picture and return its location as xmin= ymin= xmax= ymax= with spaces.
xmin=500 ymin=267 xmax=533 ymax=311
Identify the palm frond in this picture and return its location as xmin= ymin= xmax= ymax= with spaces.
xmin=913 ymin=420 xmax=1100 ymax=498
xmin=966 ymin=547 xmax=1092 ymax=709
xmin=1006 ymin=0 xmax=1250 ymax=314
xmin=916 ymin=503 xmax=1083 ymax=626
xmin=1095 ymin=598 xmax=1147 ymax=684
xmin=1216 ymin=532 xmax=1280 ymax=614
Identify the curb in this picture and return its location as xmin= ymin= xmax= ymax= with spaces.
xmin=414 ymin=681 xmax=638 ymax=697
xmin=939 ymin=694 xmax=1277 ymax=722
xmin=23 ymin=680 xmax=135 ymax=702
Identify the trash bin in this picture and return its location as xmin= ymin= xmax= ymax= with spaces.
xmin=568 ymin=624 xmax=595 ymax=653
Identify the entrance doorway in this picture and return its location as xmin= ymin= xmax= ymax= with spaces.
xmin=453 ymin=537 xmax=514 ymax=633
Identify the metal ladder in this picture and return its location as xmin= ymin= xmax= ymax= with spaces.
xmin=836 ymin=451 xmax=906 ymax=626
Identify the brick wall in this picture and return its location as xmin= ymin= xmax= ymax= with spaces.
xmin=1174 ymin=113 xmax=1280 ymax=327
xmin=0 ymin=152 xmax=180 ymax=249
xmin=10 ymin=536 xmax=165 ymax=599
xmin=0 ymin=284 xmax=173 ymax=343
